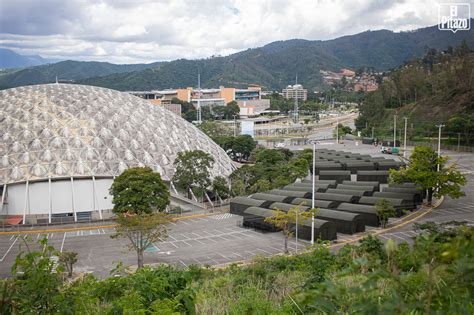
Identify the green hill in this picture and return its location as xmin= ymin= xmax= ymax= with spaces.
xmin=0 ymin=60 xmax=165 ymax=89
xmin=78 ymin=22 xmax=474 ymax=91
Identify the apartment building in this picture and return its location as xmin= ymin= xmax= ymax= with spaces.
xmin=282 ymin=84 xmax=307 ymax=101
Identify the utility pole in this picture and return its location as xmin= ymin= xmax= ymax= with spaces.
xmin=336 ymin=116 xmax=339 ymax=144
xmin=393 ymin=114 xmax=397 ymax=147
xmin=311 ymin=140 xmax=316 ymax=244
xmin=436 ymin=124 xmax=445 ymax=171
xmin=371 ymin=127 xmax=375 ymax=140
xmin=403 ymin=117 xmax=408 ymax=157
xmin=293 ymin=74 xmax=299 ymax=124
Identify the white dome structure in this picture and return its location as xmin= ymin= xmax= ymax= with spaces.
xmin=0 ymin=84 xmax=234 ymax=223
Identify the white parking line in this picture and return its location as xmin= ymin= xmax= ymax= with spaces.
xmin=232 ymin=252 xmax=244 ymax=258
xmin=179 ymin=260 xmax=187 ymax=267
xmin=167 ymin=242 xmax=179 ymax=248
xmin=181 ymin=240 xmax=192 ymax=247
xmin=255 ymin=248 xmax=272 ymax=255
xmin=0 ymin=236 xmax=18 ymax=262
xmin=60 ymin=233 xmax=67 ymax=252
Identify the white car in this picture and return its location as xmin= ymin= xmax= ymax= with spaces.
xmin=275 ymin=143 xmax=285 ymax=148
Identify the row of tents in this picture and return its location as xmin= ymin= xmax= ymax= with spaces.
xmin=309 ymin=148 xmax=404 ymax=174
xmin=230 ymin=169 xmax=423 ymax=242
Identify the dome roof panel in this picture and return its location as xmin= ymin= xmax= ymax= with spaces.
xmin=0 ymin=84 xmax=234 ymax=184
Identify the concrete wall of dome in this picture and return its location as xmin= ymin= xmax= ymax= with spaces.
xmin=0 ymin=84 xmax=235 ymax=223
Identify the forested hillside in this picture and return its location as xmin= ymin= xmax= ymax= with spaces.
xmin=1 ymin=21 xmax=472 ymax=91
xmin=78 ymin=22 xmax=474 ymax=91
xmin=0 ymin=60 xmax=165 ymax=90
xmin=356 ymin=41 xmax=474 ymax=144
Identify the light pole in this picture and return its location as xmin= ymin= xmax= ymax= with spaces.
xmin=371 ymin=127 xmax=375 ymax=140
xmin=311 ymin=140 xmax=316 ymax=244
xmin=393 ymin=114 xmax=397 ymax=147
xmin=403 ymin=117 xmax=408 ymax=157
xmin=436 ymin=124 xmax=445 ymax=171
xmin=295 ymin=208 xmax=298 ymax=253
xmin=336 ymin=116 xmax=339 ymax=144
xmin=457 ymin=133 xmax=461 ymax=151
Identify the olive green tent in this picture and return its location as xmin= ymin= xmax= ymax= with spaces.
xmin=314 ymin=208 xmax=366 ymax=234
xmin=319 ymin=170 xmax=351 ymax=183
xmin=356 ymin=170 xmax=390 ymax=183
xmin=230 ymin=197 xmax=267 ymax=215
xmin=290 ymin=198 xmax=338 ymax=209
xmin=336 ymin=203 xmax=380 ymax=227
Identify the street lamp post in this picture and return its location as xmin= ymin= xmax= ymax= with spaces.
xmin=436 ymin=124 xmax=445 ymax=171
xmin=336 ymin=116 xmax=339 ymax=144
xmin=311 ymin=140 xmax=316 ymax=244
xmin=295 ymin=209 xmax=298 ymax=253
xmin=403 ymin=117 xmax=408 ymax=157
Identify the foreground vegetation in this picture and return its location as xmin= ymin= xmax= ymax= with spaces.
xmin=1 ymin=222 xmax=472 ymax=314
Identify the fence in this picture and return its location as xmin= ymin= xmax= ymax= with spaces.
xmin=406 ymin=140 xmax=474 ymax=153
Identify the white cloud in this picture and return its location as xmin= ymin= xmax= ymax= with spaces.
xmin=0 ymin=0 xmax=451 ymax=63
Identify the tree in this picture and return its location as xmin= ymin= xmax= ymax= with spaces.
xmin=112 ymin=213 xmax=170 ymax=269
xmin=11 ymin=237 xmax=63 ymax=313
xmin=390 ymin=146 xmax=466 ymax=205
xmin=111 ymin=167 xmax=170 ymax=215
xmin=255 ymin=148 xmax=286 ymax=165
xmin=288 ymin=158 xmax=309 ymax=180
xmin=225 ymin=135 xmax=256 ymax=161
xmin=375 ymin=199 xmax=397 ymax=228
xmin=224 ymin=101 xmax=240 ymax=120
xmin=172 ymin=150 xmax=215 ymax=198
xmin=212 ymin=176 xmax=231 ymax=200
xmin=445 ymin=115 xmax=474 ymax=145
xmin=59 ymin=251 xmax=78 ymax=278
xmin=265 ymin=206 xmax=318 ymax=253
xmin=110 ymin=167 xmax=171 ymax=269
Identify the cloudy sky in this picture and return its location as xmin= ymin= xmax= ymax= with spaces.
xmin=0 ymin=0 xmax=470 ymax=64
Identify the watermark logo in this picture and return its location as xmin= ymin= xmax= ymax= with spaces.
xmin=438 ymin=3 xmax=470 ymax=33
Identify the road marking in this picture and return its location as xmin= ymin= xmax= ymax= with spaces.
xmin=168 ymin=242 xmax=179 ymax=249
xmin=0 ymin=236 xmax=18 ymax=262
xmin=256 ymin=248 xmax=272 ymax=255
xmin=60 ymin=233 xmax=67 ymax=252
xmin=210 ymin=213 xmax=235 ymax=220
xmin=179 ymin=260 xmax=187 ymax=267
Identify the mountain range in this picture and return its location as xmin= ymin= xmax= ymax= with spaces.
xmin=0 ymin=48 xmax=59 ymax=69
xmin=1 ymin=21 xmax=473 ymax=91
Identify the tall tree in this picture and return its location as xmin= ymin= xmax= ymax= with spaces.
xmin=375 ymin=199 xmax=397 ymax=228
xmin=265 ymin=207 xmax=318 ymax=253
xmin=172 ymin=150 xmax=215 ymax=198
xmin=110 ymin=167 xmax=171 ymax=269
xmin=389 ymin=146 xmax=466 ymax=205
xmin=225 ymin=135 xmax=256 ymax=162
xmin=224 ymin=101 xmax=240 ymax=120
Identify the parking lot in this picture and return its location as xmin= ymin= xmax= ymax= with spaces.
xmin=1 ymin=144 xmax=472 ymax=278
xmin=0 ymin=213 xmax=310 ymax=278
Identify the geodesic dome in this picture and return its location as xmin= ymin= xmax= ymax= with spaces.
xmin=0 ymin=84 xmax=234 ymax=185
